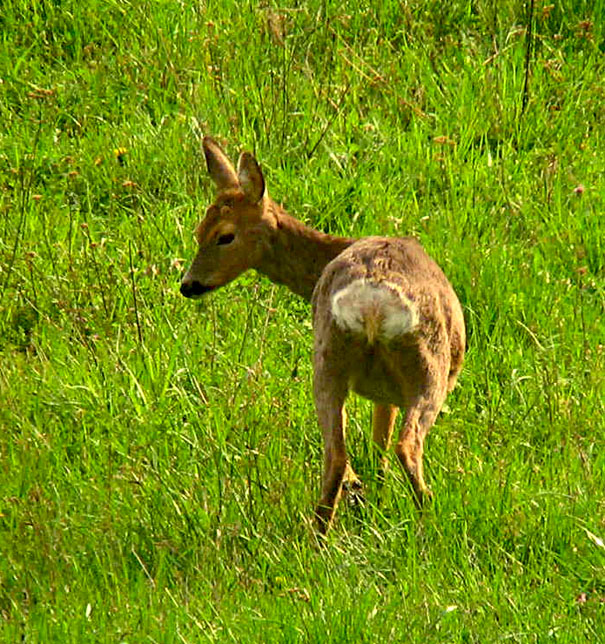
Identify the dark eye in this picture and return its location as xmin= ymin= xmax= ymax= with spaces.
xmin=217 ymin=232 xmax=235 ymax=246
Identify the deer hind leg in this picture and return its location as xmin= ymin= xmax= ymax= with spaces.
xmin=315 ymin=400 xmax=348 ymax=534
xmin=394 ymin=389 xmax=446 ymax=507
xmin=313 ymin=369 xmax=349 ymax=534
xmin=372 ymin=403 xmax=399 ymax=476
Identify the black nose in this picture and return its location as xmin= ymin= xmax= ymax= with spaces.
xmin=180 ymin=281 xmax=214 ymax=298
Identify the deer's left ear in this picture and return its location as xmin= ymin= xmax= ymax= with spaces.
xmin=237 ymin=152 xmax=265 ymax=204
xmin=203 ymin=136 xmax=239 ymax=191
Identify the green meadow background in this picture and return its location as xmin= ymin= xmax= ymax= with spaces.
xmin=1 ymin=0 xmax=603 ymax=641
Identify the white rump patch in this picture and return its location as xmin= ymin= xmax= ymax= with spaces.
xmin=331 ymin=279 xmax=418 ymax=342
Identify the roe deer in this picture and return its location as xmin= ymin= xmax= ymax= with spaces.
xmin=181 ymin=137 xmax=465 ymax=534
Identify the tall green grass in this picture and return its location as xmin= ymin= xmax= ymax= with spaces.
xmin=1 ymin=0 xmax=603 ymax=641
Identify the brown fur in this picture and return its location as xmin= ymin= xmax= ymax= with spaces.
xmin=181 ymin=137 xmax=465 ymax=534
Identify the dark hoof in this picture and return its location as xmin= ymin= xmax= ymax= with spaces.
xmin=342 ymin=477 xmax=365 ymax=507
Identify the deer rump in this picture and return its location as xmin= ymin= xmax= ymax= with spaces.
xmin=331 ymin=279 xmax=418 ymax=345
xmin=313 ymin=236 xmax=460 ymax=407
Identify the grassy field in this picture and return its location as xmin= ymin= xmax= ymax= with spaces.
xmin=1 ymin=0 xmax=604 ymax=641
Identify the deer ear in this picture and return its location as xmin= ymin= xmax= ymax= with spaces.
xmin=203 ymin=136 xmax=239 ymax=191
xmin=237 ymin=152 xmax=265 ymax=204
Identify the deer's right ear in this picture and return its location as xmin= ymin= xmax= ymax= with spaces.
xmin=237 ymin=152 xmax=265 ymax=204
xmin=203 ymin=136 xmax=239 ymax=191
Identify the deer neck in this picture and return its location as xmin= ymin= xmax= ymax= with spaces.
xmin=255 ymin=202 xmax=354 ymax=301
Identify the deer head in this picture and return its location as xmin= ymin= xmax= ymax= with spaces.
xmin=180 ymin=137 xmax=274 ymax=298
